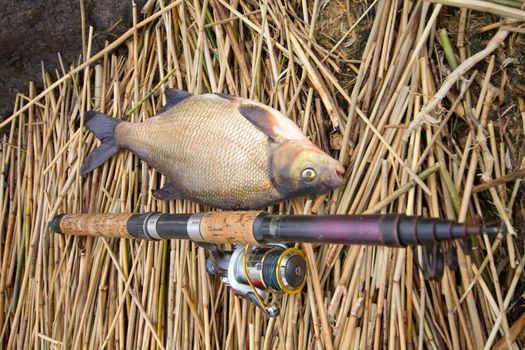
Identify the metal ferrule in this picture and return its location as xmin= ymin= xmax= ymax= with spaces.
xmin=143 ymin=212 xmax=162 ymax=240
xmin=127 ymin=212 xmax=192 ymax=240
xmin=187 ymin=213 xmax=205 ymax=242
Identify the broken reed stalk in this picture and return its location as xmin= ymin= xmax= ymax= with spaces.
xmin=426 ymin=0 xmax=525 ymax=21
xmin=472 ymin=168 xmax=525 ymax=192
xmin=0 ymin=1 xmax=522 ymax=349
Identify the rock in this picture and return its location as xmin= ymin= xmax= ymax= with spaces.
xmin=0 ymin=0 xmax=143 ymax=117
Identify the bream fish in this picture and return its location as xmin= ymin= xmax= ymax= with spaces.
xmin=81 ymin=89 xmax=344 ymax=210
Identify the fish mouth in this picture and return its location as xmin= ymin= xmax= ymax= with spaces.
xmin=330 ymin=161 xmax=345 ymax=186
xmin=335 ymin=163 xmax=345 ymax=179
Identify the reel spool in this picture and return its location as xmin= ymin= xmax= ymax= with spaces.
xmin=236 ymin=246 xmax=307 ymax=294
xmin=206 ymin=244 xmax=307 ymax=317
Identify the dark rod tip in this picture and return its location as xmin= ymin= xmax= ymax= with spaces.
xmin=466 ymin=224 xmax=505 ymax=236
xmin=483 ymin=225 xmax=506 ymax=235
xmin=49 ymin=214 xmax=65 ymax=234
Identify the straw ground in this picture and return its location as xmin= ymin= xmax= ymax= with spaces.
xmin=1 ymin=1 xmax=524 ymax=349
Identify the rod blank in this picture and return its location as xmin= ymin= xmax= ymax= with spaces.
xmin=50 ymin=211 xmax=502 ymax=246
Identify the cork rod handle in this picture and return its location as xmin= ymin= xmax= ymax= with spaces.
xmin=199 ymin=211 xmax=260 ymax=244
xmin=52 ymin=213 xmax=134 ymax=239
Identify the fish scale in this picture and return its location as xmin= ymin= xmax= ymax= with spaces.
xmin=116 ymin=95 xmax=279 ymax=209
xmin=81 ymin=89 xmax=344 ymax=210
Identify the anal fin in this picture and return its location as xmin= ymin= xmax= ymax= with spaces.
xmin=153 ymin=182 xmax=182 ymax=200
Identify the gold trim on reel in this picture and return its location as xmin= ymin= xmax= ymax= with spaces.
xmin=240 ymin=245 xmax=307 ymax=315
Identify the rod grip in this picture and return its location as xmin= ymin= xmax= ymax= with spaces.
xmin=198 ymin=211 xmax=261 ymax=244
xmin=50 ymin=213 xmax=134 ymax=239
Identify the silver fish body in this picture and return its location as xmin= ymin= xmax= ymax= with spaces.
xmin=81 ymin=90 xmax=344 ymax=210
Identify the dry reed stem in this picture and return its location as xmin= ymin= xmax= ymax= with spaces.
xmin=426 ymin=0 xmax=525 ymax=21
xmin=404 ymin=27 xmax=511 ymax=141
xmin=472 ymin=167 xmax=525 ymax=192
xmin=0 ymin=1 xmax=522 ymax=349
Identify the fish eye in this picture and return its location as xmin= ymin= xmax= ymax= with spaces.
xmin=301 ymin=168 xmax=317 ymax=182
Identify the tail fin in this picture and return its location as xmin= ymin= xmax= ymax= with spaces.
xmin=80 ymin=111 xmax=122 ymax=175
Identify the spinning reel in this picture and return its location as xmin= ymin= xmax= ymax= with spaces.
xmin=204 ymin=244 xmax=307 ymax=317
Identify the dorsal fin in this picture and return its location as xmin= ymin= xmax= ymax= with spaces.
xmin=213 ymin=92 xmax=237 ymax=101
xmin=158 ymin=89 xmax=192 ymax=113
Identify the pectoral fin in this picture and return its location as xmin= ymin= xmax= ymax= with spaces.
xmin=152 ymin=182 xmax=182 ymax=200
xmin=214 ymin=93 xmax=307 ymax=142
xmin=238 ymin=104 xmax=285 ymax=142
xmin=238 ymin=103 xmax=307 ymax=142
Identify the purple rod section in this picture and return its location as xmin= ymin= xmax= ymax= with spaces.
xmin=255 ymin=214 xmax=501 ymax=247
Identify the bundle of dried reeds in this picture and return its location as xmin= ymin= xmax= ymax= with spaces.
xmin=1 ymin=0 xmax=524 ymax=349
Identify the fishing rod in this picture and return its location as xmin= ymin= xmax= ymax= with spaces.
xmin=50 ymin=211 xmax=502 ymax=317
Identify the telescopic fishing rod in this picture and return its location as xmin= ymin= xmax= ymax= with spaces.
xmin=50 ymin=211 xmax=502 ymax=317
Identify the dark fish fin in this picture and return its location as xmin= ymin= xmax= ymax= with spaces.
xmin=80 ymin=111 xmax=122 ymax=175
xmin=213 ymin=92 xmax=237 ymax=101
xmin=85 ymin=111 xmax=121 ymax=142
xmin=81 ymin=143 xmax=120 ymax=175
xmin=159 ymin=89 xmax=193 ymax=113
xmin=152 ymin=182 xmax=182 ymax=200
xmin=238 ymin=104 xmax=282 ymax=142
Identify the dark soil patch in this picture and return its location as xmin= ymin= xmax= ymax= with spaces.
xmin=314 ymin=0 xmax=372 ymax=89
xmin=0 ymin=0 xmax=146 ymax=118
